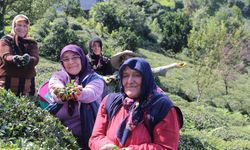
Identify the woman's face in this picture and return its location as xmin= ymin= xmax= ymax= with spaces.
xmin=91 ymin=42 xmax=102 ymax=55
xmin=122 ymin=66 xmax=142 ymax=99
xmin=61 ymin=51 xmax=82 ymax=75
xmin=14 ymin=20 xmax=28 ymax=38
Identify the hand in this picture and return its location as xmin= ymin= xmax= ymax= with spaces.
xmin=69 ymin=85 xmax=83 ymax=100
xmin=176 ymin=62 xmax=187 ymax=68
xmin=12 ymin=55 xmax=22 ymax=67
xmin=20 ymin=53 xmax=30 ymax=66
xmin=103 ymin=75 xmax=116 ymax=84
xmin=100 ymin=144 xmax=119 ymax=150
xmin=53 ymin=87 xmax=67 ymax=102
xmin=0 ymin=81 xmax=4 ymax=88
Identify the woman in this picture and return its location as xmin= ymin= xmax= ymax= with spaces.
xmin=48 ymin=44 xmax=106 ymax=149
xmin=89 ymin=57 xmax=183 ymax=150
xmin=0 ymin=14 xmax=39 ymax=96
xmin=87 ymin=37 xmax=113 ymax=76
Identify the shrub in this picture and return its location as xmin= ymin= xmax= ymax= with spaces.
xmin=179 ymin=134 xmax=216 ymax=150
xmin=210 ymin=126 xmax=250 ymax=141
xmin=157 ymin=10 xmax=192 ymax=53
xmin=0 ymin=89 xmax=78 ymax=149
xmin=32 ymin=11 xmax=89 ymax=61
xmin=110 ymin=27 xmax=139 ymax=50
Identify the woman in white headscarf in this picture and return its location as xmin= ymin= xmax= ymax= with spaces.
xmin=0 ymin=14 xmax=39 ymax=96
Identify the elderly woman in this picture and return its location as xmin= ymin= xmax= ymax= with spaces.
xmin=89 ymin=57 xmax=183 ymax=150
xmin=0 ymin=14 xmax=39 ymax=96
xmin=87 ymin=37 xmax=114 ymax=76
xmin=48 ymin=44 xmax=106 ymax=149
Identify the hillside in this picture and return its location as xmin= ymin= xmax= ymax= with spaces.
xmin=1 ymin=0 xmax=250 ymax=149
xmin=34 ymin=49 xmax=250 ymax=149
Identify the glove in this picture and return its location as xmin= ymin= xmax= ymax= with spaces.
xmin=20 ymin=53 xmax=30 ymax=66
xmin=12 ymin=55 xmax=22 ymax=67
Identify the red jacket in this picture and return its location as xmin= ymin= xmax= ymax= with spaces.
xmin=89 ymin=97 xmax=180 ymax=150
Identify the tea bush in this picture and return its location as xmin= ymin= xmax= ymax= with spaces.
xmin=0 ymin=89 xmax=78 ymax=149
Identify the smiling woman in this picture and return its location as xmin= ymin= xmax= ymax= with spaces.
xmin=122 ymin=66 xmax=142 ymax=99
xmin=47 ymin=44 xmax=106 ymax=149
xmin=0 ymin=14 xmax=39 ymax=96
xmin=61 ymin=51 xmax=82 ymax=75
xmin=89 ymin=57 xmax=183 ymax=150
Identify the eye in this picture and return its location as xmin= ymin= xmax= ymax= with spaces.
xmin=133 ymin=72 xmax=141 ymax=77
xmin=123 ymin=73 xmax=129 ymax=78
xmin=72 ymin=56 xmax=80 ymax=61
xmin=62 ymin=58 xmax=70 ymax=62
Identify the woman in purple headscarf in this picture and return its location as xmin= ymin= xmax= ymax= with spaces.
xmin=89 ymin=57 xmax=183 ymax=150
xmin=48 ymin=44 xmax=105 ymax=149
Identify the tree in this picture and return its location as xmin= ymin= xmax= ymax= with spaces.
xmin=188 ymin=16 xmax=227 ymax=101
xmin=188 ymin=6 xmax=246 ymax=99
xmin=0 ymin=0 xmax=63 ymax=37
xmin=0 ymin=0 xmax=15 ymax=37
xmin=157 ymin=10 xmax=192 ymax=53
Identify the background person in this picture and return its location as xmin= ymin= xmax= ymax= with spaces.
xmin=104 ymin=50 xmax=186 ymax=92
xmin=87 ymin=37 xmax=114 ymax=76
xmin=110 ymin=50 xmax=187 ymax=77
xmin=89 ymin=57 xmax=183 ymax=150
xmin=48 ymin=44 xmax=105 ymax=149
xmin=0 ymin=14 xmax=39 ymax=96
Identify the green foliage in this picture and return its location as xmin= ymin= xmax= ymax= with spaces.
xmin=90 ymin=0 xmax=150 ymax=38
xmin=64 ymin=0 xmax=86 ymax=18
xmin=211 ymin=126 xmax=250 ymax=141
xmin=35 ymin=57 xmax=60 ymax=86
xmin=179 ymin=133 xmax=216 ymax=149
xmin=183 ymin=0 xmax=227 ymax=15
xmin=2 ymin=1 xmax=250 ymax=149
xmin=33 ymin=12 xmax=88 ymax=61
xmin=110 ymin=27 xmax=139 ymax=50
xmin=90 ymin=2 xmax=119 ymax=33
xmin=157 ymin=10 xmax=192 ymax=53
xmin=0 ymin=89 xmax=78 ymax=149
xmin=156 ymin=0 xmax=176 ymax=7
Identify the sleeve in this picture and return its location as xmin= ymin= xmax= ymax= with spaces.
xmin=105 ymin=59 xmax=115 ymax=75
xmin=151 ymin=63 xmax=177 ymax=77
xmin=0 ymin=39 xmax=15 ymax=63
xmin=48 ymin=75 xmax=66 ymax=104
xmin=127 ymin=108 xmax=180 ymax=150
xmin=77 ymin=78 xmax=104 ymax=103
xmin=27 ymin=42 xmax=39 ymax=67
xmin=89 ymin=97 xmax=116 ymax=150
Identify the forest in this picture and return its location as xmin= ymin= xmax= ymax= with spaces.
xmin=0 ymin=0 xmax=250 ymax=149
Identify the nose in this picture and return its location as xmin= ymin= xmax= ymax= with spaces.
xmin=127 ymin=75 xmax=134 ymax=84
xmin=68 ymin=58 xmax=75 ymax=64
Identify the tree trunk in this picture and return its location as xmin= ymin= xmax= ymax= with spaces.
xmin=0 ymin=0 xmax=6 ymax=38
xmin=196 ymin=80 xmax=202 ymax=102
xmin=224 ymin=78 xmax=229 ymax=95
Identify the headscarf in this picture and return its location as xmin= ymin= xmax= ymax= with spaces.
xmin=55 ymin=44 xmax=94 ymax=85
xmin=119 ymin=57 xmax=157 ymax=101
xmin=11 ymin=14 xmax=30 ymax=37
xmin=88 ymin=37 xmax=103 ymax=56
xmin=115 ymin=57 xmax=170 ymax=146
xmin=87 ymin=37 xmax=111 ymax=75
